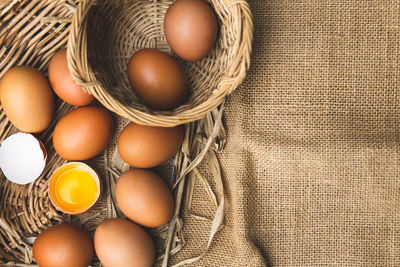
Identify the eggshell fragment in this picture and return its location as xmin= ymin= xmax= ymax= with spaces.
xmin=0 ymin=132 xmax=46 ymax=184
xmin=49 ymin=162 xmax=102 ymax=215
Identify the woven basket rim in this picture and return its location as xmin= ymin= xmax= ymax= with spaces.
xmin=67 ymin=0 xmax=253 ymax=127
xmin=0 ymin=0 xmax=232 ymax=265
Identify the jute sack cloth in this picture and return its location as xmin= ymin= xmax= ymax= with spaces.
xmin=168 ymin=0 xmax=400 ymax=266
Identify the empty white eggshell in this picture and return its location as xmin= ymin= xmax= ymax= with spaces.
xmin=0 ymin=132 xmax=46 ymax=184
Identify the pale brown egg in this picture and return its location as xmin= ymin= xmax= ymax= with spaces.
xmin=94 ymin=218 xmax=155 ymax=267
xmin=33 ymin=224 xmax=94 ymax=267
xmin=53 ymin=106 xmax=113 ymax=160
xmin=164 ymin=0 xmax=218 ymax=61
xmin=48 ymin=48 xmax=95 ymax=106
xmin=127 ymin=48 xmax=187 ymax=110
xmin=116 ymin=169 xmax=174 ymax=228
xmin=0 ymin=66 xmax=54 ymax=133
xmin=117 ymin=122 xmax=184 ymax=168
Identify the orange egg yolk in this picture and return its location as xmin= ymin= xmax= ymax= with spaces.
xmin=54 ymin=169 xmax=97 ymax=212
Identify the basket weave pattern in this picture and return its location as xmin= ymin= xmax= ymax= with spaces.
xmin=0 ymin=0 xmax=73 ymax=263
xmin=0 ymin=0 xmax=253 ymax=265
xmin=68 ymin=0 xmax=253 ymax=126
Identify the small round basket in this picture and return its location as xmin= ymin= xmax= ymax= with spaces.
xmin=67 ymin=0 xmax=253 ymax=127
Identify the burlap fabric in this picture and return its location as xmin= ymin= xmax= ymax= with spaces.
xmin=1 ymin=0 xmax=399 ymax=266
xmin=168 ymin=0 xmax=400 ymax=266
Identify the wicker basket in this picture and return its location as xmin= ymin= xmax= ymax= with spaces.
xmin=67 ymin=0 xmax=253 ymax=127
xmin=0 ymin=0 xmax=251 ymax=265
xmin=0 ymin=1 xmax=73 ymax=264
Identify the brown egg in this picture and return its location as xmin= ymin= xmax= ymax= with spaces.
xmin=0 ymin=66 xmax=54 ymax=133
xmin=116 ymin=169 xmax=174 ymax=228
xmin=117 ymin=122 xmax=184 ymax=168
xmin=48 ymin=48 xmax=95 ymax=106
xmin=127 ymin=48 xmax=187 ymax=110
xmin=53 ymin=106 xmax=113 ymax=160
xmin=164 ymin=0 xmax=218 ymax=61
xmin=94 ymin=218 xmax=155 ymax=267
xmin=33 ymin=224 xmax=94 ymax=267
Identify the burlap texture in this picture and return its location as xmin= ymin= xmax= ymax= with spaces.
xmin=169 ymin=0 xmax=400 ymax=266
xmin=1 ymin=0 xmax=399 ymax=266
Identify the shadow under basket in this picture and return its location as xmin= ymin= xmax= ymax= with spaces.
xmin=67 ymin=0 xmax=253 ymax=127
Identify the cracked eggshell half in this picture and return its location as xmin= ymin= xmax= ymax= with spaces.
xmin=48 ymin=162 xmax=102 ymax=215
xmin=0 ymin=132 xmax=46 ymax=184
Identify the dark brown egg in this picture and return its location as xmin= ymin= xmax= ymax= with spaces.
xmin=33 ymin=224 xmax=94 ymax=267
xmin=53 ymin=106 xmax=113 ymax=160
xmin=164 ymin=0 xmax=218 ymax=61
xmin=116 ymin=169 xmax=174 ymax=228
xmin=48 ymin=48 xmax=95 ymax=106
xmin=0 ymin=66 xmax=54 ymax=133
xmin=94 ymin=218 xmax=155 ymax=267
xmin=117 ymin=122 xmax=184 ymax=168
xmin=127 ymin=48 xmax=187 ymax=110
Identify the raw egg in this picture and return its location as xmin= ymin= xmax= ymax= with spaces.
xmin=0 ymin=66 xmax=54 ymax=132
xmin=53 ymin=106 xmax=113 ymax=160
xmin=127 ymin=48 xmax=187 ymax=110
xmin=164 ymin=0 xmax=218 ymax=61
xmin=117 ymin=122 xmax=184 ymax=168
xmin=48 ymin=48 xmax=95 ymax=106
xmin=33 ymin=223 xmax=94 ymax=267
xmin=49 ymin=162 xmax=102 ymax=214
xmin=94 ymin=218 xmax=155 ymax=267
xmin=116 ymin=169 xmax=174 ymax=228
